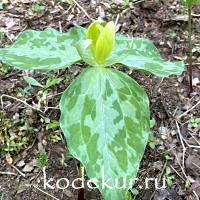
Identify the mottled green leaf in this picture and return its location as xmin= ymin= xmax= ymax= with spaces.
xmin=0 ymin=27 xmax=86 ymax=70
xmin=60 ymin=67 xmax=150 ymax=200
xmin=111 ymin=34 xmax=184 ymax=77
xmin=78 ymin=33 xmax=184 ymax=76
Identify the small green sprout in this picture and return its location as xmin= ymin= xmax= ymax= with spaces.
xmin=0 ymin=111 xmax=29 ymax=153
xmin=164 ymin=150 xmax=172 ymax=160
xmin=37 ymin=153 xmax=48 ymax=169
xmin=0 ymin=63 xmax=10 ymax=75
xmin=164 ymin=167 xmax=175 ymax=187
xmin=148 ymin=118 xmax=156 ymax=150
xmin=46 ymin=120 xmax=60 ymax=130
xmin=148 ymin=133 xmax=156 ymax=150
xmin=24 ymin=76 xmax=63 ymax=90
xmin=31 ymin=4 xmax=46 ymax=12
xmin=188 ymin=116 xmax=200 ymax=128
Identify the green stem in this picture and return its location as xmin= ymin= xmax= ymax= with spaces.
xmin=188 ymin=6 xmax=193 ymax=94
xmin=77 ymin=163 xmax=84 ymax=200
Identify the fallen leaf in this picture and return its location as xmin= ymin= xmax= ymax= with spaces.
xmin=22 ymin=159 xmax=37 ymax=172
xmin=5 ymin=153 xmax=13 ymax=164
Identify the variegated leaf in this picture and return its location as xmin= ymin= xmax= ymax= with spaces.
xmin=78 ymin=33 xmax=184 ymax=77
xmin=111 ymin=34 xmax=184 ymax=77
xmin=60 ymin=67 xmax=150 ymax=200
xmin=0 ymin=27 xmax=86 ymax=70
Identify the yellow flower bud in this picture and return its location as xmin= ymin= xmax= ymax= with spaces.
xmin=86 ymin=21 xmax=115 ymax=65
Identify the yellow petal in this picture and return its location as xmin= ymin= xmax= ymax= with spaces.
xmin=86 ymin=21 xmax=103 ymax=56
xmin=94 ymin=21 xmax=115 ymax=64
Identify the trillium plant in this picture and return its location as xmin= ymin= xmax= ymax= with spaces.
xmin=0 ymin=21 xmax=184 ymax=199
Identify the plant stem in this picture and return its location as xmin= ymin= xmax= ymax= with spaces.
xmin=77 ymin=163 xmax=84 ymax=200
xmin=188 ymin=6 xmax=193 ymax=94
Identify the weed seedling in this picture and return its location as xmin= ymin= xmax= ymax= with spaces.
xmin=148 ymin=118 xmax=156 ymax=150
xmin=0 ymin=63 xmax=10 ymax=75
xmin=0 ymin=112 xmax=29 ymax=154
xmin=188 ymin=115 xmax=200 ymax=128
xmin=31 ymin=4 xmax=45 ymax=12
xmin=37 ymin=153 xmax=48 ymax=169
xmin=24 ymin=76 xmax=63 ymax=90
xmin=164 ymin=167 xmax=175 ymax=187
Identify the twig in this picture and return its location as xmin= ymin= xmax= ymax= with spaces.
xmin=187 ymin=130 xmax=200 ymax=146
xmin=174 ymin=152 xmax=188 ymax=179
xmin=72 ymin=0 xmax=93 ymax=21
xmin=44 ymin=106 xmax=59 ymax=113
xmin=185 ymin=62 xmax=200 ymax=65
xmin=58 ymin=21 xmax=62 ymax=32
xmin=1 ymin=94 xmax=44 ymax=114
xmin=32 ymin=185 xmax=60 ymax=200
xmin=61 ymin=5 xmax=72 ymax=16
xmin=115 ymin=14 xmax=120 ymax=27
xmin=11 ymin=165 xmax=26 ymax=177
xmin=182 ymin=137 xmax=200 ymax=149
xmin=192 ymin=13 xmax=200 ymax=17
xmin=193 ymin=191 xmax=200 ymax=200
xmin=133 ymin=0 xmax=145 ymax=5
xmin=175 ymin=121 xmax=187 ymax=169
xmin=170 ymin=165 xmax=185 ymax=181
xmin=0 ymin=171 xmax=17 ymax=176
xmin=178 ymin=100 xmax=200 ymax=119
xmin=192 ymin=162 xmax=200 ymax=170
xmin=152 ymin=77 xmax=164 ymax=95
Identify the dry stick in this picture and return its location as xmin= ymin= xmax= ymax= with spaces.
xmin=43 ymin=106 xmax=59 ymax=113
xmin=61 ymin=5 xmax=72 ymax=16
xmin=72 ymin=0 xmax=94 ymax=21
xmin=58 ymin=21 xmax=62 ymax=32
xmin=115 ymin=14 xmax=120 ymax=27
xmin=192 ymin=162 xmax=200 ymax=170
xmin=11 ymin=165 xmax=26 ymax=177
xmin=187 ymin=130 xmax=200 ymax=146
xmin=193 ymin=191 xmax=200 ymax=200
xmin=133 ymin=0 xmax=145 ymax=4
xmin=174 ymin=152 xmax=188 ymax=180
xmin=32 ymin=185 xmax=60 ymax=200
xmin=175 ymin=121 xmax=187 ymax=169
xmin=178 ymin=99 xmax=200 ymax=119
xmin=192 ymin=13 xmax=200 ymax=17
xmin=0 ymin=94 xmax=44 ymax=114
xmin=182 ymin=137 xmax=200 ymax=149
xmin=170 ymin=165 xmax=186 ymax=181
xmin=0 ymin=171 xmax=17 ymax=176
xmin=185 ymin=62 xmax=200 ymax=65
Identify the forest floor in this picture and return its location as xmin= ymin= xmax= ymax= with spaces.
xmin=0 ymin=0 xmax=200 ymax=200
